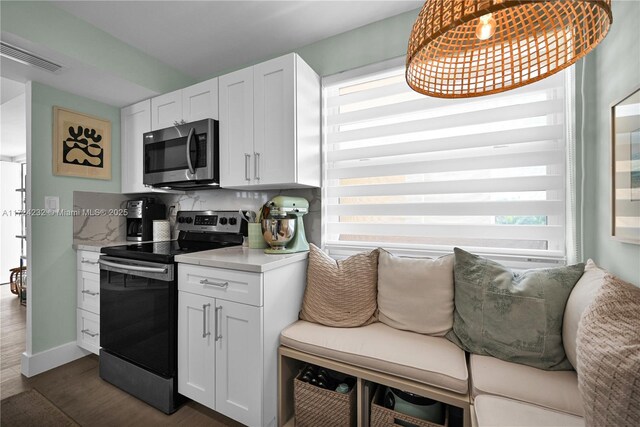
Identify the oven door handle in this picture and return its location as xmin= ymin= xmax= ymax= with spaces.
xmin=99 ymin=259 xmax=168 ymax=274
xmin=185 ymin=127 xmax=196 ymax=175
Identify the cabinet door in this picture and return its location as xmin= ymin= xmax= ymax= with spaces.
xmin=215 ymin=300 xmax=263 ymax=426
xmin=183 ymin=78 xmax=218 ymax=122
xmin=178 ymin=291 xmax=216 ymax=409
xmin=219 ymin=68 xmax=254 ymax=187
xmin=151 ymin=90 xmax=182 ymax=130
xmin=253 ymin=54 xmax=296 ymax=186
xmin=121 ymin=100 xmax=151 ymax=194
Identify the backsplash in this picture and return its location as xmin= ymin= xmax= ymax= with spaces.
xmin=73 ymin=191 xmax=129 ymax=243
xmin=73 ymin=188 xmax=321 ymax=245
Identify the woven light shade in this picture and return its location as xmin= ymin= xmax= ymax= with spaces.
xmin=406 ymin=0 xmax=612 ymax=98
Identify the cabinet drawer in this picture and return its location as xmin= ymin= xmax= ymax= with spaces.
xmin=77 ymin=271 xmax=100 ymax=314
xmin=178 ymin=264 xmax=262 ymax=306
xmin=77 ymin=251 xmax=101 ymax=274
xmin=77 ymin=309 xmax=100 ymax=355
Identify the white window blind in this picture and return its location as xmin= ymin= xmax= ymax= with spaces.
xmin=323 ymin=59 xmax=571 ymax=267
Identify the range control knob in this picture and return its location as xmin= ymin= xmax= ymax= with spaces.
xmin=177 ymin=217 xmax=185 ymax=224
xmin=219 ymin=217 xmax=228 ymax=225
xmin=229 ymin=217 xmax=237 ymax=226
xmin=185 ymin=217 xmax=193 ymax=224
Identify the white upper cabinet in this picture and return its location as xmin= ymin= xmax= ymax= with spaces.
xmin=183 ymin=79 xmax=219 ymax=123
xmin=151 ymin=78 xmax=219 ymax=131
xmin=121 ymin=100 xmax=151 ymax=194
xmin=219 ymin=53 xmax=320 ymax=190
xmin=219 ymin=68 xmax=254 ymax=188
xmin=151 ymin=90 xmax=182 ymax=131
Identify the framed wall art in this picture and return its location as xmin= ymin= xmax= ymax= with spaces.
xmin=611 ymin=85 xmax=640 ymax=244
xmin=53 ymin=106 xmax=112 ymax=180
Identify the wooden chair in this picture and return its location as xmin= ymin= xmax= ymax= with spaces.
xmin=9 ymin=266 xmax=26 ymax=295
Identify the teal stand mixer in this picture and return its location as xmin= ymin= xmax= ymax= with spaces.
xmin=261 ymin=196 xmax=310 ymax=254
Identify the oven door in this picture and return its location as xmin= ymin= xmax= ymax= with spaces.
xmin=99 ymin=256 xmax=176 ymax=378
xmin=143 ymin=118 xmax=217 ymax=186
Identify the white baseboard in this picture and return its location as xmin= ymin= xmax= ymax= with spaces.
xmin=21 ymin=341 xmax=91 ymax=377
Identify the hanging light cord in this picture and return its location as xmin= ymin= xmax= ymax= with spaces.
xmin=580 ymin=58 xmax=586 ymax=262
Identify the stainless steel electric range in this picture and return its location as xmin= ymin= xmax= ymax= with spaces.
xmin=98 ymin=210 xmax=247 ymax=414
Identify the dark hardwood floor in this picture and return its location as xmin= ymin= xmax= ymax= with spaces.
xmin=0 ymin=284 xmax=243 ymax=426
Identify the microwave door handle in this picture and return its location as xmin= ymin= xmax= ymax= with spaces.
xmin=185 ymin=127 xmax=196 ymax=175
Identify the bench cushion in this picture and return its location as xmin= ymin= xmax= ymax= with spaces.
xmin=281 ymin=320 xmax=468 ymax=394
xmin=470 ymin=354 xmax=583 ymax=416
xmin=474 ymin=395 xmax=584 ymax=427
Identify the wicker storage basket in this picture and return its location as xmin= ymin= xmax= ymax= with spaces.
xmin=294 ymin=372 xmax=356 ymax=427
xmin=370 ymin=386 xmax=447 ymax=427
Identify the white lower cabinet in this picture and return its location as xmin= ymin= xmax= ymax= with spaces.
xmin=178 ymin=259 xmax=307 ymax=427
xmin=76 ymin=250 xmax=101 ymax=355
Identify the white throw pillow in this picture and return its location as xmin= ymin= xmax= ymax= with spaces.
xmin=562 ymin=259 xmax=605 ymax=370
xmin=377 ymin=249 xmax=454 ymax=336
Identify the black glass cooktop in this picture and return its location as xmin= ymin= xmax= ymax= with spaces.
xmin=101 ymin=238 xmax=241 ymax=263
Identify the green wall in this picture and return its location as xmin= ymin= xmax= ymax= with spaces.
xmin=1 ymin=1 xmax=195 ymax=94
xmin=583 ymin=0 xmax=640 ymax=285
xmin=30 ymin=82 xmax=121 ymax=353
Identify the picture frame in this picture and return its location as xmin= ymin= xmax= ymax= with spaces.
xmin=611 ymin=85 xmax=640 ymax=244
xmin=53 ymin=106 xmax=112 ymax=180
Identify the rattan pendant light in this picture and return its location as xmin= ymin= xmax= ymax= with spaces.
xmin=406 ymin=0 xmax=612 ymax=98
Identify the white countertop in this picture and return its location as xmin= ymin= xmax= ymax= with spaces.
xmin=175 ymin=246 xmax=309 ymax=273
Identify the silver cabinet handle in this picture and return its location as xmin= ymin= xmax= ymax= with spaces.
xmin=81 ymin=258 xmax=99 ymax=265
xmin=215 ymin=305 xmax=222 ymax=342
xmin=81 ymin=329 xmax=99 ymax=338
xmin=254 ymin=152 xmax=260 ymax=180
xmin=81 ymin=289 xmax=99 ymax=296
xmin=202 ymin=303 xmax=211 ymax=338
xmin=200 ymin=279 xmax=228 ymax=288
xmin=244 ymin=153 xmax=251 ymax=181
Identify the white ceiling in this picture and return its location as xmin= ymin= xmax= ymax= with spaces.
xmin=53 ymin=0 xmax=421 ymax=79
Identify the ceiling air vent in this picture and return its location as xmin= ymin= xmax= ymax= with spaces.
xmin=0 ymin=42 xmax=63 ymax=73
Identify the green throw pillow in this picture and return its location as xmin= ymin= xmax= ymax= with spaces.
xmin=446 ymin=248 xmax=585 ymax=370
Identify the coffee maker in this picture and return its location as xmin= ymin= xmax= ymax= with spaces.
xmin=126 ymin=198 xmax=166 ymax=242
xmin=261 ymin=196 xmax=309 ymax=254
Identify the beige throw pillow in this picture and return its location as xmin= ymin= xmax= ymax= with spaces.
xmin=377 ymin=250 xmax=454 ymax=336
xmin=562 ymin=259 xmax=605 ymax=370
xmin=577 ymin=274 xmax=640 ymax=427
xmin=299 ymin=244 xmax=379 ymax=327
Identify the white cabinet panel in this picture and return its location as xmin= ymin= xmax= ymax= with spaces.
xmin=178 ymin=264 xmax=262 ymax=307
xmin=183 ymin=78 xmax=218 ymax=122
xmin=77 ymin=271 xmax=100 ymax=314
xmin=151 ymin=90 xmax=182 ymax=131
xmin=178 ymin=291 xmax=216 ymax=408
xmin=254 ymin=54 xmax=296 ymax=186
xmin=219 ymin=67 xmax=254 ymax=187
xmin=121 ymin=100 xmax=151 ymax=194
xmin=215 ymin=300 xmax=263 ymax=426
xmin=77 ymin=309 xmax=100 ymax=355
xmin=77 ymin=250 xmax=101 ymax=274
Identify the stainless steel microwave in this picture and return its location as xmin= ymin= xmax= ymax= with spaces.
xmin=143 ymin=118 xmax=219 ymax=190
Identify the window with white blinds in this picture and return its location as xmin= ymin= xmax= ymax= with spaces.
xmin=323 ymin=59 xmax=571 ymax=266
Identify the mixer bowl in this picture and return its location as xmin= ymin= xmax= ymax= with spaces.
xmin=262 ymin=219 xmax=295 ymax=250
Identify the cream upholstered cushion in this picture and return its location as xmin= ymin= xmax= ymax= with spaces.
xmin=470 ymin=354 xmax=583 ymax=416
xmin=562 ymin=259 xmax=605 ymax=370
xmin=577 ymin=274 xmax=640 ymax=427
xmin=377 ymin=250 xmax=454 ymax=336
xmin=280 ymin=320 xmax=468 ymax=394
xmin=299 ymin=244 xmax=379 ymax=327
xmin=474 ymin=395 xmax=584 ymax=427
